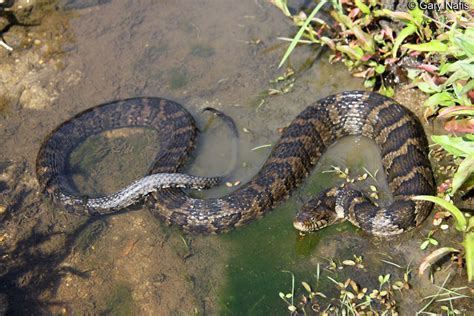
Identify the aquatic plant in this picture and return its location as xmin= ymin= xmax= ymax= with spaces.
xmin=414 ymin=195 xmax=474 ymax=282
xmin=278 ymin=258 xmax=471 ymax=314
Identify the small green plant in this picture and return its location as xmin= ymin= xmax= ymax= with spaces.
xmin=377 ymin=273 xmax=390 ymax=290
xmin=420 ymin=231 xmax=439 ymax=250
xmin=279 ymin=270 xmax=297 ymax=313
xmin=414 ymin=195 xmax=474 ymax=282
xmin=431 ymin=134 xmax=474 ymax=194
xmin=272 ymin=0 xmax=473 ymax=102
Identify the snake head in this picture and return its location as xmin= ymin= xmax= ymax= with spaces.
xmin=293 ymin=189 xmax=343 ymax=233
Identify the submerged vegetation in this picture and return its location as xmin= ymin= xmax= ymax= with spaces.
xmin=271 ymin=0 xmax=473 ymax=312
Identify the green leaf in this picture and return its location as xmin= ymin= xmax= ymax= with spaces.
xmin=278 ymin=0 xmax=328 ymax=68
xmin=408 ymin=0 xmax=424 ymax=25
xmin=463 ymin=232 xmax=474 ymax=282
xmin=336 ymin=44 xmax=364 ymax=60
xmin=364 ymin=77 xmax=376 ymax=88
xmin=441 ymin=57 xmax=474 ymax=75
xmin=375 ymin=64 xmax=385 ymax=74
xmin=453 ymin=35 xmax=474 ymax=58
xmin=438 ymin=106 xmax=474 ymax=118
xmin=392 ymin=24 xmax=417 ymax=58
xmin=413 ymin=195 xmax=467 ymax=231
xmin=403 ymin=40 xmax=449 ymax=53
xmin=421 ymin=240 xmax=429 ymax=250
xmin=270 ymin=0 xmax=291 ymax=17
xmin=378 ymin=275 xmax=384 ymax=283
xmin=379 ymin=9 xmax=414 ymax=23
xmin=460 ymin=80 xmax=474 ymax=95
xmin=430 ymin=238 xmax=439 ymax=246
xmin=460 ymin=63 xmax=474 ymax=78
xmin=355 ymin=0 xmax=370 ymax=14
xmin=353 ymin=25 xmax=375 ymax=53
xmin=416 ymin=81 xmax=442 ymax=93
xmin=332 ymin=11 xmax=354 ymax=29
xmin=424 ymin=92 xmax=454 ymax=108
xmin=379 ymin=85 xmax=394 ymax=97
xmin=452 ymin=154 xmax=474 ymax=194
xmin=469 ymin=217 xmax=474 ymax=231
xmin=443 ymin=69 xmax=470 ymax=88
xmin=431 ymin=135 xmax=474 ymax=157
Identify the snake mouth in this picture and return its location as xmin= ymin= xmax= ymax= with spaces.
xmin=293 ymin=220 xmax=311 ymax=232
xmin=293 ymin=218 xmax=327 ymax=232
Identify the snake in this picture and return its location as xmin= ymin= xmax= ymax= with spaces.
xmin=36 ymin=91 xmax=435 ymax=235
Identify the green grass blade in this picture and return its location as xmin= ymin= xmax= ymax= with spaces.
xmin=392 ymin=24 xmax=417 ymax=58
xmin=463 ymin=231 xmax=474 ymax=282
xmin=278 ymin=0 xmax=328 ymax=68
xmin=452 ymin=154 xmax=474 ymax=194
xmin=413 ymin=195 xmax=467 ymax=231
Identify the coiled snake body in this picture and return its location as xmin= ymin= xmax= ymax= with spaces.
xmin=36 ymin=91 xmax=435 ymax=235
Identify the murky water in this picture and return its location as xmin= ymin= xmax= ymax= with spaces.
xmin=0 ymin=0 xmax=472 ymax=315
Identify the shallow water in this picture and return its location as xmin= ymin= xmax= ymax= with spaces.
xmin=0 ymin=0 xmax=472 ymax=315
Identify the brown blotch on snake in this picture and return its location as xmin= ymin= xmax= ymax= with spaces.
xmin=36 ymin=91 xmax=435 ymax=235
